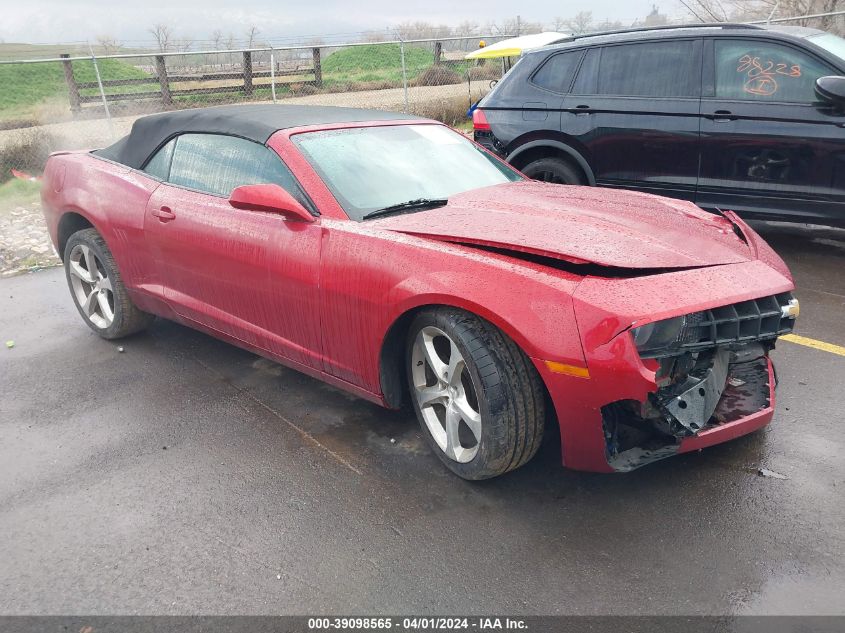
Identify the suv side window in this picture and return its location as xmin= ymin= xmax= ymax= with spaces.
xmin=715 ymin=39 xmax=835 ymax=103
xmin=597 ymin=40 xmax=700 ymax=98
xmin=167 ymin=133 xmax=302 ymax=198
xmin=531 ymin=50 xmax=584 ymax=93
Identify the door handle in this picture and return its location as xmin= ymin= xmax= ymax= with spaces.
xmin=574 ymin=104 xmax=592 ymax=114
xmin=152 ymin=206 xmax=176 ymax=222
xmin=709 ymin=110 xmax=737 ymax=122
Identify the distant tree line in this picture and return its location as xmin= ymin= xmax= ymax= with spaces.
xmin=88 ymin=3 xmax=842 ymax=58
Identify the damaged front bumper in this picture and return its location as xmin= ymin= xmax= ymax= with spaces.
xmin=533 ymin=259 xmax=796 ymax=473
xmin=602 ymin=343 xmax=775 ymax=471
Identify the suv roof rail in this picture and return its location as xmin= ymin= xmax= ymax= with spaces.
xmin=550 ymin=22 xmax=765 ymax=45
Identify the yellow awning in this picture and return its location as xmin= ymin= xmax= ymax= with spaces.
xmin=464 ymin=32 xmax=568 ymax=60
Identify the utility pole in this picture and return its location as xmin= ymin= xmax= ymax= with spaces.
xmin=516 ymin=15 xmax=521 ymax=36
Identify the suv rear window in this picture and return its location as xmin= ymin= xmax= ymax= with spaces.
xmin=597 ymin=40 xmax=700 ymax=98
xmin=531 ymin=50 xmax=584 ymax=93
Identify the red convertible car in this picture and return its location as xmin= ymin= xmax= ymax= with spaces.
xmin=41 ymin=105 xmax=799 ymax=480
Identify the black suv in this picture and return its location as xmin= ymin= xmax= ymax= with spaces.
xmin=474 ymin=24 xmax=845 ymax=225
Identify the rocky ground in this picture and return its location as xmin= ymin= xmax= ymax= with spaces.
xmin=0 ymin=198 xmax=60 ymax=276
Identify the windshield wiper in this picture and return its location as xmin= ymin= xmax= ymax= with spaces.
xmin=362 ymin=198 xmax=448 ymax=220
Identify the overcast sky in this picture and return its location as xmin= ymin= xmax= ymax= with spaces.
xmin=0 ymin=0 xmax=678 ymax=46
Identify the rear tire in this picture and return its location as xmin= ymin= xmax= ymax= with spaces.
xmin=521 ymin=156 xmax=585 ymax=185
xmin=406 ymin=307 xmax=545 ymax=480
xmin=64 ymin=228 xmax=154 ymax=339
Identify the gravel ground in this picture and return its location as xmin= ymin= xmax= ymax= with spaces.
xmin=0 ymin=199 xmax=60 ymax=277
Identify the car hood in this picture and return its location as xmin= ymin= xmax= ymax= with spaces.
xmin=369 ymin=182 xmax=753 ymax=270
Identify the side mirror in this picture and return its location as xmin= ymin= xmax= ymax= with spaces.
xmin=229 ymin=184 xmax=314 ymax=222
xmin=815 ymin=76 xmax=845 ymax=108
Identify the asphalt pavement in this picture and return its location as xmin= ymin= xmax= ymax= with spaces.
xmin=1 ymin=221 xmax=843 ymax=616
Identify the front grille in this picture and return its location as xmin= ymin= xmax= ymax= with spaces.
xmin=642 ymin=292 xmax=796 ymax=359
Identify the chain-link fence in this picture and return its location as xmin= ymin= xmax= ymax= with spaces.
xmin=0 ymin=35 xmax=512 ymax=185
xmin=2 ymin=13 xmax=845 ymax=185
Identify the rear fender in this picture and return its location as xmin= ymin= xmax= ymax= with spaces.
xmin=506 ymin=138 xmax=596 ymax=185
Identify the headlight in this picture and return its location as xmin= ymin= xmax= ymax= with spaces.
xmin=631 ymin=316 xmax=688 ymax=357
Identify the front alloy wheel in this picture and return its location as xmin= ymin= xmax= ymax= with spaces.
xmin=406 ymin=307 xmax=546 ymax=480
xmin=411 ymin=325 xmax=482 ymax=463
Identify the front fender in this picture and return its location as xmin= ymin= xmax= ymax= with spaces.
xmin=319 ymin=223 xmax=587 ymax=396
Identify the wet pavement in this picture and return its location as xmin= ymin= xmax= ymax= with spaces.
xmin=0 ymin=221 xmax=843 ymax=615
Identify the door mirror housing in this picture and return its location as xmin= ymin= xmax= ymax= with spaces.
xmin=815 ymin=76 xmax=845 ymax=108
xmin=229 ymin=184 xmax=315 ymax=222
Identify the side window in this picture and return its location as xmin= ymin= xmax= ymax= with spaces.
xmin=531 ymin=50 xmax=584 ymax=93
xmin=168 ymin=133 xmax=302 ymax=198
xmin=143 ymin=138 xmax=176 ymax=180
xmin=715 ymin=39 xmax=835 ymax=103
xmin=597 ymin=40 xmax=700 ymax=98
xmin=572 ymin=48 xmax=600 ymax=94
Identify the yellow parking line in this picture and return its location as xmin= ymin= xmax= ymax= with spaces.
xmin=781 ymin=333 xmax=845 ymax=357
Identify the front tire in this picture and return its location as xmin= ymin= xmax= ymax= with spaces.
xmin=64 ymin=228 xmax=154 ymax=339
xmin=521 ymin=156 xmax=585 ymax=185
xmin=406 ymin=307 xmax=545 ymax=480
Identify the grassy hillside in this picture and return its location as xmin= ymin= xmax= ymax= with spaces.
xmin=322 ymin=44 xmax=434 ymax=83
xmin=0 ymin=58 xmax=149 ymax=121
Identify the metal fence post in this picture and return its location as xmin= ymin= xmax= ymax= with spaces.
xmin=243 ymin=51 xmax=254 ymax=97
xmin=312 ymin=47 xmax=322 ymax=87
xmin=155 ymin=55 xmax=172 ymax=106
xmin=270 ymin=47 xmax=277 ymax=104
xmin=88 ymin=45 xmax=115 ymax=139
xmin=60 ymin=54 xmax=81 ymax=113
xmin=399 ymin=39 xmax=409 ymax=114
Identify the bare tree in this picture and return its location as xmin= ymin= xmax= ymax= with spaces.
xmin=96 ymin=35 xmax=120 ymax=54
xmin=565 ymin=11 xmax=595 ymax=35
xmin=679 ymin=0 xmax=843 ymax=32
xmin=149 ymin=23 xmax=173 ymax=53
xmin=454 ymin=20 xmax=480 ymax=36
xmin=595 ymin=19 xmax=627 ymax=30
xmin=246 ymin=25 xmax=260 ymax=49
xmin=174 ymin=37 xmax=193 ymax=53
xmin=211 ymin=30 xmax=224 ymax=50
xmin=551 ymin=17 xmax=569 ymax=31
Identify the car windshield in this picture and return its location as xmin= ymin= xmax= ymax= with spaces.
xmin=806 ymin=32 xmax=845 ymax=64
xmin=292 ymin=124 xmax=522 ymax=220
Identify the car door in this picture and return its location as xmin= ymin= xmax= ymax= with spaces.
xmin=142 ymin=133 xmax=324 ymax=369
xmin=561 ymin=38 xmax=703 ymax=201
xmin=698 ymin=37 xmax=845 ymax=223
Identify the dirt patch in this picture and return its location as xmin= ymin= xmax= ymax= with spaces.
xmin=0 ymin=196 xmax=60 ymax=276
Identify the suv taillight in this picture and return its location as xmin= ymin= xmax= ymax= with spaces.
xmin=472 ymin=108 xmax=491 ymax=132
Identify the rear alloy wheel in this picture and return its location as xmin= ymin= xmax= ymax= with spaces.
xmin=521 ymin=156 xmax=585 ymax=185
xmin=407 ymin=307 xmax=545 ymax=480
xmin=64 ymin=228 xmax=154 ymax=339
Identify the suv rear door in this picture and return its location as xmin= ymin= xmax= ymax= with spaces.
xmin=561 ymin=38 xmax=703 ymax=200
xmin=698 ymin=36 xmax=845 ymax=224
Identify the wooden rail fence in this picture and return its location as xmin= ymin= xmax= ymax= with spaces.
xmin=60 ymin=49 xmax=322 ymax=112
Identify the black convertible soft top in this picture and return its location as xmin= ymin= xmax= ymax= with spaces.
xmin=95 ymin=104 xmax=418 ymax=169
